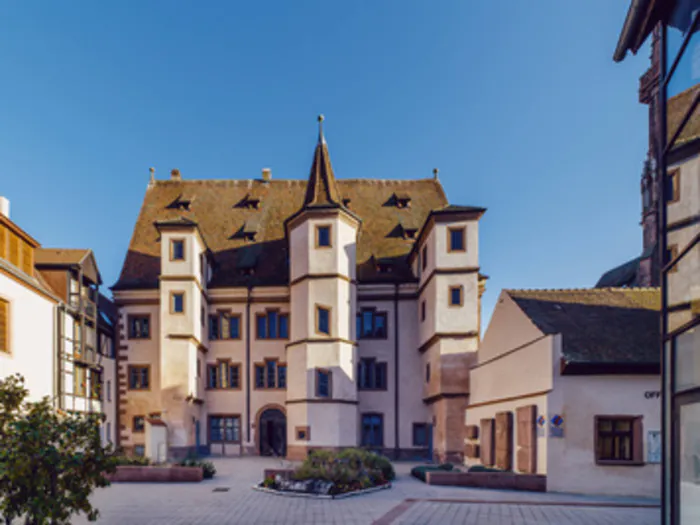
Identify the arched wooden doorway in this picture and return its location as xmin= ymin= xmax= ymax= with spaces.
xmin=258 ymin=407 xmax=286 ymax=457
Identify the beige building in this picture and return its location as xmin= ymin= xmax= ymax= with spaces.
xmin=112 ymin=121 xmax=487 ymax=461
xmin=465 ymin=288 xmax=661 ymax=498
xmin=0 ymin=197 xmax=117 ymax=445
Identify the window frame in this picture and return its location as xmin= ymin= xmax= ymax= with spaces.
xmin=132 ymin=415 xmax=145 ymax=433
xmin=208 ymin=414 xmax=242 ymax=444
xmin=594 ymin=415 xmax=644 ymax=466
xmin=413 ymin=423 xmax=429 ymax=447
xmin=206 ymin=360 xmax=242 ymax=390
xmin=356 ymin=308 xmax=388 ymax=340
xmin=422 ymin=246 xmax=427 ymax=271
xmin=421 ymin=300 xmax=426 ymax=322
xmin=253 ymin=359 xmax=287 ymax=390
xmin=360 ymin=412 xmax=384 ymax=448
xmin=170 ymin=291 xmax=185 ymax=315
xmin=127 ymin=314 xmax=151 ymax=340
xmin=315 ymin=368 xmax=332 ymax=398
xmin=316 ymin=305 xmax=331 ymax=336
xmin=74 ymin=364 xmax=88 ymax=397
xmin=127 ymin=364 xmax=150 ymax=391
xmin=667 ymin=168 xmax=680 ymax=203
xmin=447 ymin=226 xmax=466 ymax=252
xmin=256 ymin=310 xmax=289 ymax=340
xmin=357 ymin=358 xmax=388 ymax=391
xmin=170 ymin=238 xmax=186 ymax=261
xmin=449 ymin=285 xmax=464 ymax=307
xmin=315 ymin=224 xmax=332 ymax=248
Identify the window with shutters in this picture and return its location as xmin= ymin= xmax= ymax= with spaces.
xmin=595 ymin=416 xmax=644 ymax=465
xmin=20 ymin=242 xmax=32 ymax=275
xmin=0 ymin=227 xmax=6 ymax=259
xmin=0 ymin=298 xmax=9 ymax=353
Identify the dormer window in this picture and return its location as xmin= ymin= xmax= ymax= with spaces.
xmin=394 ymin=193 xmax=411 ymax=209
xmin=236 ymin=194 xmax=261 ymax=209
xmin=404 ymin=228 xmax=417 ymax=240
xmin=377 ymin=262 xmax=393 ymax=274
xmin=342 ymin=198 xmax=351 ymax=208
xmin=176 ymin=199 xmax=191 ymax=211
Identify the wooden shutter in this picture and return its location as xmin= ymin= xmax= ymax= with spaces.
xmin=516 ymin=405 xmax=537 ymax=473
xmin=20 ymin=241 xmax=32 ymax=275
xmin=464 ymin=443 xmax=480 ymax=459
xmin=8 ymin=233 xmax=19 ymax=266
xmin=480 ymin=418 xmax=495 ymax=466
xmin=0 ymin=298 xmax=8 ymax=353
xmin=0 ymin=226 xmax=6 ymax=259
xmin=495 ymin=411 xmax=514 ymax=471
xmin=633 ymin=417 xmax=644 ymax=463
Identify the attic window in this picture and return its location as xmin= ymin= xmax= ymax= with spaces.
xmin=342 ymin=198 xmax=351 ymax=208
xmin=243 ymin=232 xmax=256 ymax=242
xmin=239 ymin=267 xmax=255 ymax=276
xmin=236 ymin=194 xmax=261 ymax=210
xmin=377 ymin=262 xmax=393 ymax=274
xmin=394 ymin=193 xmax=411 ymax=209
xmin=403 ymin=228 xmax=417 ymax=240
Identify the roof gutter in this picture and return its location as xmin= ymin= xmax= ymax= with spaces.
xmin=614 ymin=0 xmax=654 ymax=62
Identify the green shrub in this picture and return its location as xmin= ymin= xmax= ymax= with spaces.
xmin=262 ymin=476 xmax=276 ymax=488
xmin=292 ymin=448 xmax=394 ymax=489
xmin=114 ymin=455 xmax=152 ymax=467
xmin=177 ymin=459 xmax=216 ymax=479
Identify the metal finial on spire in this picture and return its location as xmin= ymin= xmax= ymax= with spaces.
xmin=317 ymin=114 xmax=326 ymax=144
xmin=433 ymin=168 xmax=439 ymax=180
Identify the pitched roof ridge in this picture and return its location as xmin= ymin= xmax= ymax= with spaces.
xmin=506 ymin=287 xmax=660 ymax=293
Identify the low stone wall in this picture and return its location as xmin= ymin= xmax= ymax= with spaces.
xmin=107 ymin=466 xmax=203 ymax=483
xmin=425 ymin=471 xmax=546 ymax=492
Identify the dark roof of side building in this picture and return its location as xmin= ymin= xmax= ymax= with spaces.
xmin=507 ymin=288 xmax=660 ymax=368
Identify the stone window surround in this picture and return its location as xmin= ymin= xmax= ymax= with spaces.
xmin=253 ymin=358 xmax=287 ymax=390
xmin=315 ymin=223 xmax=332 ymax=248
xmin=206 ymin=359 xmax=242 ymax=390
xmin=449 ymin=285 xmax=464 ymax=307
xmin=447 ymin=226 xmax=466 ymax=252
xmin=169 ymin=238 xmax=186 ymax=261
xmin=208 ymin=413 xmax=242 ymax=444
xmin=295 ymin=426 xmax=311 ymax=441
xmin=315 ymin=304 xmax=331 ymax=336
xmin=667 ymin=168 xmax=680 ymax=203
xmin=255 ymin=309 xmax=289 ymax=340
xmin=361 ymin=412 xmax=384 ymax=447
xmin=127 ymin=314 xmax=151 ymax=340
xmin=209 ymin=311 xmax=243 ymax=340
xmin=170 ymin=291 xmax=185 ymax=315
xmin=127 ymin=364 xmax=150 ymax=391
xmin=356 ymin=307 xmax=388 ymax=339
xmin=315 ymin=368 xmax=332 ymax=398
xmin=412 ymin=422 xmax=429 ymax=447
xmin=357 ymin=357 xmax=388 ymax=391
xmin=132 ymin=415 xmax=145 ymax=433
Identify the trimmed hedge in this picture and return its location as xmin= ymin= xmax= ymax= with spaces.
xmin=410 ymin=463 xmax=455 ymax=482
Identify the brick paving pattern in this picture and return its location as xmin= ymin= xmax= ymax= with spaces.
xmin=71 ymin=457 xmax=660 ymax=524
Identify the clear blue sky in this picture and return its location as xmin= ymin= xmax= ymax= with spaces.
xmin=0 ymin=1 xmax=650 ymax=327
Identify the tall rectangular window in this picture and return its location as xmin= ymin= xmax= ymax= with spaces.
xmin=422 ymin=246 xmax=427 ymax=271
xmin=255 ymin=365 xmax=265 ymax=388
xmin=207 ymin=362 xmax=241 ymax=389
xmin=254 ymin=360 xmax=285 ymax=389
xmin=316 ymin=306 xmax=330 ymax=335
xmin=229 ymin=315 xmax=241 ymax=339
xmin=209 ymin=415 xmax=241 ymax=443
xmin=277 ymin=364 xmax=287 ymax=389
xmin=361 ymin=413 xmax=384 ymax=447
xmin=316 ymin=368 xmax=331 ymax=398
xmin=170 ymin=239 xmax=185 ymax=261
xmin=74 ymin=365 xmax=87 ymax=397
xmin=421 ymin=300 xmax=426 ymax=322
xmin=107 ymin=380 xmax=112 ymax=402
xmin=133 ymin=415 xmax=145 ymax=433
xmin=316 ymin=225 xmax=331 ymax=247
xmin=171 ymin=292 xmax=185 ymax=314
xmin=448 ymin=227 xmax=466 ymax=252
xmin=0 ymin=298 xmax=8 ymax=353
xmin=128 ymin=315 xmax=150 ymax=339
xmin=358 ymin=358 xmax=388 ymax=390
xmin=209 ymin=315 xmax=220 ymax=340
xmin=449 ymin=285 xmax=463 ymax=306
xmin=128 ymin=365 xmax=150 ymax=390
xmin=667 ymin=169 xmax=680 ymax=203
xmin=89 ymin=369 xmax=102 ymax=400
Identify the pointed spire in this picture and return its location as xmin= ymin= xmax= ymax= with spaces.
xmin=302 ymin=115 xmax=342 ymax=208
xmin=149 ymin=167 xmax=155 ymax=185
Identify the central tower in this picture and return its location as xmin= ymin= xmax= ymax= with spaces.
xmin=285 ymin=116 xmax=362 ymax=459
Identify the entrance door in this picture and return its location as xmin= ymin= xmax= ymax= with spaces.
xmin=259 ymin=408 xmax=286 ymax=457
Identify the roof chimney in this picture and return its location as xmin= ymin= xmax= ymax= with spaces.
xmin=171 ymin=169 xmax=181 ymax=181
xmin=0 ymin=197 xmax=9 ymax=218
xmin=261 ymin=168 xmax=271 ymax=182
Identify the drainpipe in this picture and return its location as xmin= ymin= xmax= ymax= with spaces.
xmin=394 ymin=283 xmax=400 ymax=459
xmin=245 ymin=285 xmax=252 ymax=446
xmin=55 ymin=303 xmax=64 ymax=410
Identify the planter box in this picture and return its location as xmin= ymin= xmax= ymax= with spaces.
xmin=425 ymin=471 xmax=546 ymax=492
xmin=107 ymin=466 xmax=203 ymax=483
xmin=263 ymin=468 xmax=295 ymax=481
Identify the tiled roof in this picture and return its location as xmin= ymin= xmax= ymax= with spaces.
xmin=301 ymin=127 xmax=343 ymax=209
xmin=507 ymin=288 xmax=660 ymax=365
xmin=668 ymin=84 xmax=700 ymax=147
xmin=35 ymin=248 xmax=91 ymax=265
xmin=113 ymin=177 xmax=453 ymax=289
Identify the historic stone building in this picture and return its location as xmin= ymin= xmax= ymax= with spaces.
xmin=112 ymin=119 xmax=487 ymax=461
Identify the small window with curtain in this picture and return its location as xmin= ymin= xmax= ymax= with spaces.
xmin=128 ymin=314 xmax=150 ymax=339
xmin=133 ymin=416 xmax=145 ymax=433
xmin=128 ymin=365 xmax=150 ymax=390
